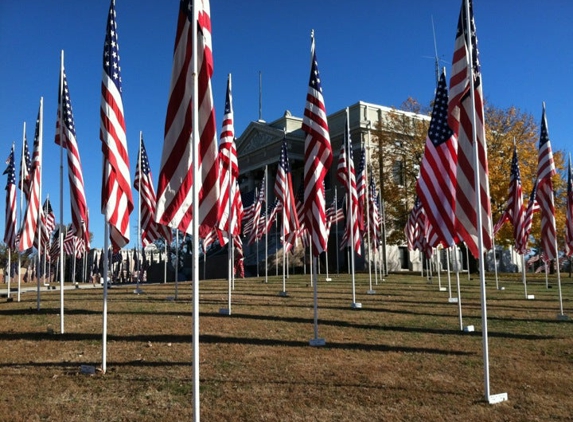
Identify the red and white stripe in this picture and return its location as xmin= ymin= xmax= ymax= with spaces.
xmin=566 ymin=157 xmax=573 ymax=256
xmin=19 ymin=101 xmax=43 ymax=252
xmin=274 ymin=137 xmax=300 ymax=253
xmin=3 ymin=145 xmax=17 ymax=249
xmin=156 ymin=0 xmax=220 ymax=238
xmin=56 ymin=68 xmax=90 ymax=250
xmin=217 ymin=74 xmax=238 ymax=245
xmin=336 ymin=111 xmax=361 ymax=255
xmin=416 ymin=70 xmax=458 ymax=248
xmin=302 ymin=35 xmax=333 ymax=257
xmin=448 ymin=0 xmax=492 ymax=258
xmin=100 ymin=0 xmax=133 ymax=251
xmin=134 ymin=137 xmax=172 ymax=247
xmin=536 ymin=104 xmax=557 ymax=261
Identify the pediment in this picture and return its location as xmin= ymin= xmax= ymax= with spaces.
xmin=236 ymin=122 xmax=284 ymax=155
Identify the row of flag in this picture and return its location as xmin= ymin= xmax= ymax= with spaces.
xmin=406 ymin=0 xmax=573 ymax=264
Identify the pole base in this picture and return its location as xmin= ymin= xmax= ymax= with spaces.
xmin=309 ymin=338 xmax=326 ymax=347
xmin=351 ymin=302 xmax=362 ymax=309
xmin=278 ymin=291 xmax=289 ymax=297
xmin=526 ymin=295 xmax=535 ymax=300
xmin=133 ymin=288 xmax=144 ymax=295
xmin=498 ymin=286 xmax=505 ymax=290
xmin=325 ymin=277 xmax=332 ymax=282
xmin=448 ymin=297 xmax=458 ymax=303
xmin=166 ymin=296 xmax=175 ymax=302
xmin=463 ymin=325 xmax=475 ymax=332
xmin=557 ymin=314 xmax=570 ymax=321
xmin=366 ymin=290 xmax=376 ymax=295
xmin=439 ymin=287 xmax=447 ymax=292
xmin=488 ymin=392 xmax=508 ymax=404
xmin=219 ymin=308 xmax=230 ymax=315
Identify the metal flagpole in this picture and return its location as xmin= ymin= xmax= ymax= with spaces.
xmin=164 ymin=242 xmax=167 ymax=284
xmin=463 ymin=0 xmax=506 ymax=403
xmin=345 ymin=108 xmax=360 ymax=309
xmin=18 ymin=123 xmax=26 ymax=302
xmin=280 ymin=193 xmax=287 ymax=295
xmin=365 ymin=165 xmax=374 ymax=294
xmin=175 ymin=230 xmax=179 ymax=300
xmin=446 ymin=248 xmax=455 ymax=302
xmin=136 ymin=132 xmax=142 ymax=294
xmin=191 ymin=2 xmax=201 ymax=418
xmin=492 ymin=234 xmax=499 ymax=290
xmin=35 ymin=97 xmax=44 ymax=312
xmin=102 ymin=223 xmax=109 ymax=373
xmin=264 ymin=165 xmax=268 ymax=284
xmin=455 ymin=246 xmax=463 ymax=329
xmin=335 ymin=187 xmax=339 ymax=275
xmin=58 ymin=52 xmax=65 ymax=333
xmin=309 ymin=256 xmax=325 ymax=347
xmin=555 ymin=239 xmax=567 ymax=319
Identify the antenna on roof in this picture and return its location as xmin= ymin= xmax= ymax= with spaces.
xmin=258 ymin=71 xmax=264 ymax=122
xmin=431 ymin=15 xmax=439 ymax=86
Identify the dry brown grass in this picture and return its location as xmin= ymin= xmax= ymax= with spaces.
xmin=0 ymin=271 xmax=572 ymax=421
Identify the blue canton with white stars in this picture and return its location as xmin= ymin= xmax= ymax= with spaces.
xmin=103 ymin=1 xmax=123 ymax=94
xmin=428 ymin=73 xmax=454 ymax=146
xmin=62 ymin=73 xmax=76 ymax=137
xmin=4 ymin=147 xmax=16 ymax=187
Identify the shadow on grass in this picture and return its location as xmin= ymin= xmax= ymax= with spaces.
xmin=0 ymin=331 xmax=474 ymax=359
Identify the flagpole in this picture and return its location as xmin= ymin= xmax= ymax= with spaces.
xmin=191 ymin=1 xmax=201 ymax=418
xmin=345 ymin=108 xmax=360 ymax=309
xmin=463 ymin=0 xmax=506 ymax=404
xmin=18 ymin=123 xmax=26 ymax=303
xmin=58 ymin=51 xmax=66 ymax=333
xmin=264 ymin=165 xmax=268 ymax=284
xmin=35 ymin=97 xmax=44 ymax=312
xmin=136 ymin=132 xmax=142 ymax=294
xmin=102 ymin=223 xmax=109 ymax=373
xmin=164 ymin=241 xmax=167 ymax=284
xmin=335 ymin=187 xmax=339 ymax=275
xmin=365 ymin=154 xmax=374 ymax=294
xmin=555 ymin=238 xmax=566 ymax=318
xmin=175 ymin=230 xmax=179 ymax=300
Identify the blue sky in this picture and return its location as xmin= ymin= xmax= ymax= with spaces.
xmin=1 ymin=0 xmax=571 ymax=250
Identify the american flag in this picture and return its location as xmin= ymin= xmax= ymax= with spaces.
xmin=202 ymin=227 xmax=218 ymax=253
xmin=3 ymin=145 xmax=17 ymax=249
xmin=507 ymin=146 xmax=526 ymax=254
xmin=217 ymin=74 xmax=238 ymax=245
xmin=156 ymin=0 xmax=220 ymax=238
xmin=100 ymin=0 xmax=133 ymax=252
xmin=566 ymin=157 xmax=573 ymax=256
xmin=368 ymin=176 xmax=380 ymax=250
xmin=63 ymin=225 xmax=76 ymax=256
xmin=240 ymin=188 xmax=257 ymax=229
xmin=40 ymin=198 xmax=56 ymax=250
xmin=448 ymin=0 xmax=492 ymax=258
xmin=19 ymin=101 xmax=43 ymax=252
xmin=416 ymin=70 xmax=458 ymax=249
xmin=229 ymin=180 xmax=243 ymax=237
xmin=134 ymin=137 xmax=172 ymax=247
xmin=405 ymin=197 xmax=423 ymax=252
xmin=274 ymin=136 xmax=300 ymax=253
xmin=247 ymin=177 xmax=265 ymax=245
xmin=536 ymin=105 xmax=557 ymax=262
xmin=521 ymin=179 xmax=540 ymax=249
xmin=356 ymin=148 xmax=366 ymax=231
xmin=18 ymin=137 xmax=31 ymax=201
xmin=336 ymin=111 xmax=361 ymax=255
xmin=56 ymin=68 xmax=89 ymax=250
xmin=294 ymin=175 xmax=309 ymax=247
xmin=302 ymin=34 xmax=333 ymax=257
